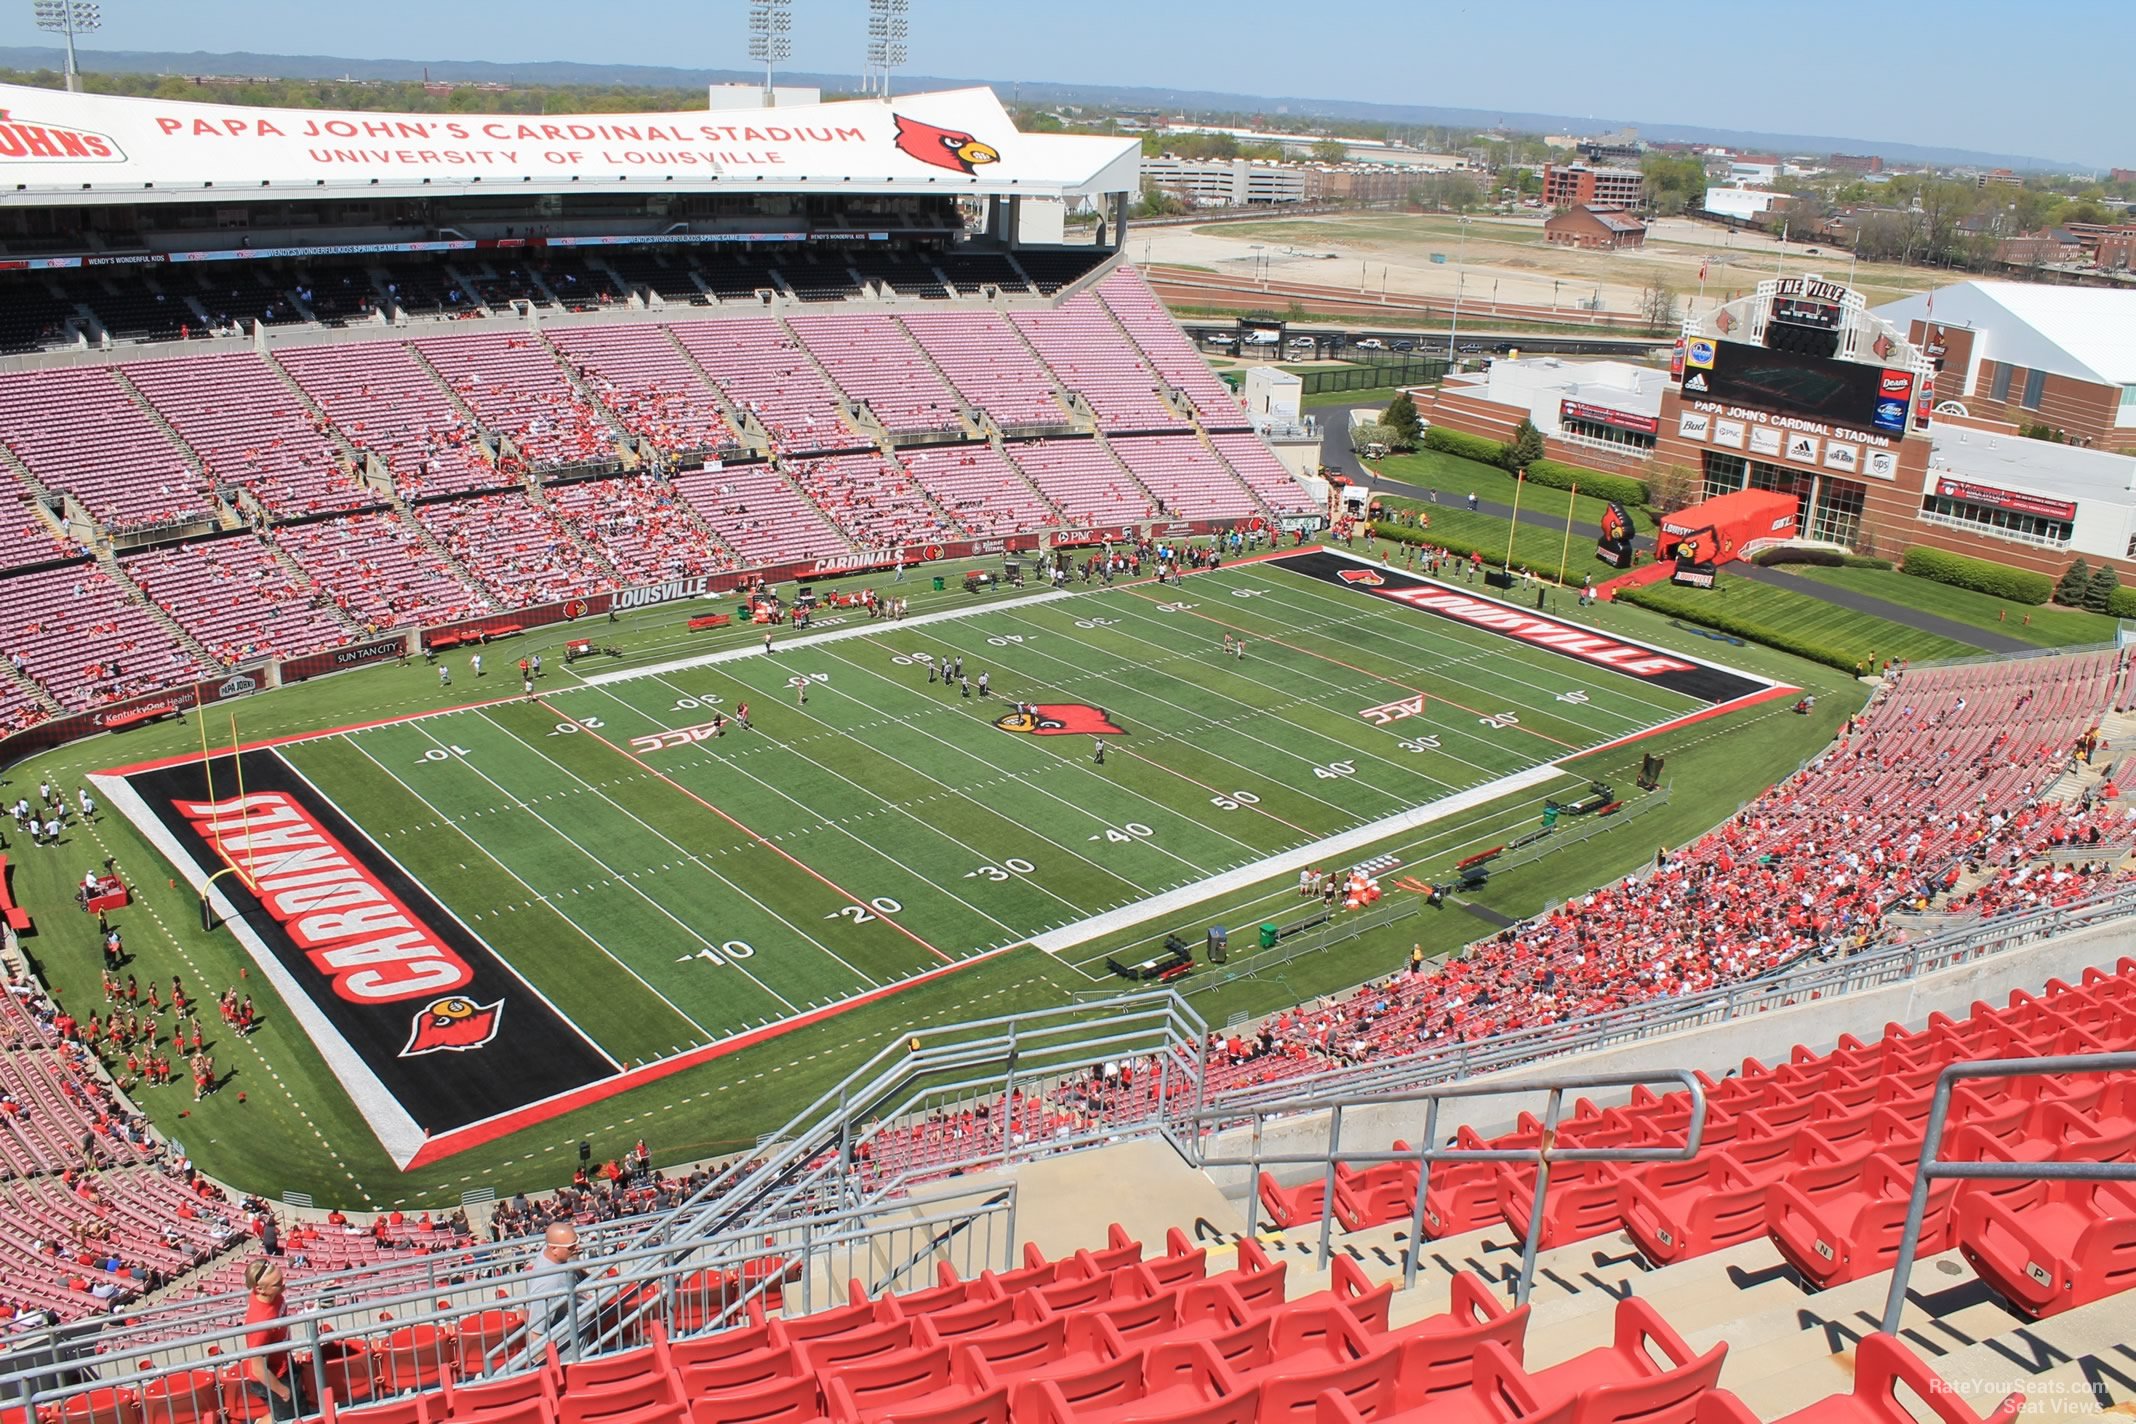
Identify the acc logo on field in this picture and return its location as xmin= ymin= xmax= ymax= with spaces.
xmin=993 ymin=703 xmax=1125 ymax=736
xmin=1684 ymin=339 xmax=1717 ymax=370
xmin=1337 ymin=569 xmax=1385 ymax=586
xmin=401 ymin=996 xmax=505 ymax=1057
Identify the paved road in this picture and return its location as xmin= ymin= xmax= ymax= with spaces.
xmin=1340 ymin=455 xmax=2032 ymax=655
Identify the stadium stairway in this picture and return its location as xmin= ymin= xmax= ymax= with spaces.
xmin=655 ymin=328 xmax=773 ymax=458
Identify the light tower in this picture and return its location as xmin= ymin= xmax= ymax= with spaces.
xmin=866 ymin=0 xmax=909 ymax=98
xmin=32 ymin=0 xmax=102 ymax=94
xmin=747 ymin=0 xmax=793 ymax=106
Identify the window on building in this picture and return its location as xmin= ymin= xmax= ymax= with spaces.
xmin=2021 ymin=368 xmax=2047 ymax=410
xmin=1991 ymin=364 xmax=2015 ymax=401
xmin=2118 ymin=385 xmax=2136 ymax=428
xmin=1919 ymin=492 xmax=2073 ymax=548
xmin=1702 ymin=452 xmax=1747 ymax=501
xmin=1811 ymin=479 xmax=1866 ymax=547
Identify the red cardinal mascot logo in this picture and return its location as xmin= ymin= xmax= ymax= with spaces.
xmin=401 ymin=996 xmax=504 ymax=1057
xmin=893 ymin=114 xmax=1001 ymax=174
xmin=994 ymin=703 xmax=1125 ymax=736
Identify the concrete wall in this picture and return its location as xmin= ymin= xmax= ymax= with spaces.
xmin=1204 ymin=921 xmax=2134 ymax=1200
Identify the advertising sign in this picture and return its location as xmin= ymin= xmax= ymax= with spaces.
xmin=1933 ymin=478 xmax=2077 ymax=522
xmin=1703 ymin=341 xmax=1893 ymax=432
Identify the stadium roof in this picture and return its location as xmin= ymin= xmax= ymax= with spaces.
xmin=1872 ymin=281 xmax=2136 ymax=388
xmin=0 ymin=83 xmax=1142 ymax=207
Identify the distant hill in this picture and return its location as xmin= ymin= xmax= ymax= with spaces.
xmin=0 ymin=45 xmax=2086 ymax=173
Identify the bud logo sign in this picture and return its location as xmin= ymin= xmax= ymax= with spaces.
xmin=110 ymin=749 xmax=614 ymax=1168
xmin=0 ymin=108 xmax=125 ymax=162
xmin=1276 ymin=549 xmax=1771 ymax=705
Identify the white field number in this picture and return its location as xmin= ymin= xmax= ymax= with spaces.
xmin=828 ymin=896 xmax=903 ymax=924
xmin=672 ymin=695 xmax=723 ymax=710
xmin=986 ymin=634 xmax=1030 ymax=647
xmin=1089 ymin=822 xmax=1155 ymax=844
xmin=417 ymin=744 xmax=472 ymax=763
xmin=1209 ymin=790 xmax=1263 ymax=811
xmin=678 ymin=940 xmax=756 ymax=967
xmin=1312 ymin=760 xmax=1357 ymax=780
xmin=1479 ymin=711 xmax=1522 ymax=729
xmin=547 ymin=716 xmax=605 ymax=737
xmin=1073 ymin=617 xmax=1118 ymax=629
xmin=1397 ymin=736 xmax=1442 ymax=753
xmin=1155 ymin=601 xmax=1197 ymax=613
xmin=968 ymin=858 xmax=1036 ymax=881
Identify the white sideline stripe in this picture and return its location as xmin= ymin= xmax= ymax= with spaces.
xmin=581 ymin=586 xmax=1086 ymax=687
xmin=1028 ymin=761 xmax=1571 ymax=955
xmin=88 ymin=770 xmax=429 ymax=1170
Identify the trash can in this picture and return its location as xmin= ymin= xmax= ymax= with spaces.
xmin=1259 ymin=922 xmax=1279 ymax=949
xmin=932 ymin=575 xmax=946 ymax=592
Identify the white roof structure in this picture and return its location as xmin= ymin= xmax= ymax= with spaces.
xmin=1929 ymin=422 xmax=2136 ymax=500
xmin=0 ymin=83 xmax=1141 ymax=206
xmin=1873 ymin=281 xmax=2136 ymax=389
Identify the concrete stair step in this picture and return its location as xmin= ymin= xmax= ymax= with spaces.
xmin=1924 ymin=1292 xmax=2136 ymax=1419
xmin=1523 ymin=1240 xmax=1797 ymax=1361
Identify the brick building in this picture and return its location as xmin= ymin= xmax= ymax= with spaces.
xmin=1872 ymin=282 xmax=2136 ymax=453
xmin=1540 ymin=163 xmax=1645 ymax=211
xmin=1543 ymin=205 xmax=1648 ymax=250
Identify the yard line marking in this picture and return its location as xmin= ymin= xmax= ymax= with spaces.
xmin=470 ymin=707 xmax=881 ymax=991
xmin=537 ymin=702 xmax=959 ymax=966
xmin=1219 ymin=565 xmax=1691 ymax=727
xmin=335 ymin=731 xmax=721 ymax=1036
xmin=383 ymin=722 xmax=748 ymax=1026
xmin=811 ymin=638 xmax=1277 ymax=864
xmin=632 ymin=674 xmax=1089 ymax=925
xmin=1030 ymin=762 xmax=1569 ymax=955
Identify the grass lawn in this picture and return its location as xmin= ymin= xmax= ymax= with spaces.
xmin=1616 ymin=575 xmax=1982 ymax=670
xmin=11 ymin=548 xmax=1856 ymax=1208
xmin=1779 ymin=565 xmax=2119 ymax=649
xmin=1371 ymin=453 xmax=1630 ymax=526
xmin=1303 ymin=385 xmax=1402 ymax=410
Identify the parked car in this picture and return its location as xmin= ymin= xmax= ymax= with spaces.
xmin=1288 ymin=336 xmax=1317 ymax=350
xmin=1391 ymin=339 xmax=1415 ymax=351
xmin=1206 ymin=332 xmax=1236 ymax=347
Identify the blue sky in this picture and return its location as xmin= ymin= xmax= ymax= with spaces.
xmin=0 ymin=0 xmax=2119 ymax=169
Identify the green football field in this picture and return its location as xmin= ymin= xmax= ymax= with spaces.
xmin=92 ymin=548 xmax=1785 ymax=1177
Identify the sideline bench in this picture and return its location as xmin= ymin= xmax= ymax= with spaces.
xmin=0 ymin=856 xmax=32 ymax=936
xmin=687 ymin=614 xmax=733 ymax=632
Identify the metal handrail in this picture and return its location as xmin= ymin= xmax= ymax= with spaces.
xmin=1186 ymin=1069 xmax=1707 ymax=1305
xmin=1878 ymin=1051 xmax=2136 ymax=1334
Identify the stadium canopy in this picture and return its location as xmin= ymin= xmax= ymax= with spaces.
xmin=0 ymin=82 xmax=1142 ymax=206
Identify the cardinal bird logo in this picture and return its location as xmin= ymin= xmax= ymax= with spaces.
xmin=893 ymin=114 xmax=1001 ymax=174
xmin=994 ymin=703 xmax=1125 ymax=736
xmin=401 ymin=996 xmax=504 ymax=1057
xmin=1599 ymin=503 xmax=1632 ymax=543
xmin=1871 ymin=332 xmax=1896 ymax=360
xmin=1337 ymin=569 xmax=1385 ymax=586
xmin=1676 ymin=535 xmax=1705 ymax=565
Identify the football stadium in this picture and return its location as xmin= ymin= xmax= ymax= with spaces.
xmin=0 ymin=61 xmax=2129 ymax=1424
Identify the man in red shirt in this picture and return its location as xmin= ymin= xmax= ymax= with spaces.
xmin=244 ymin=1259 xmax=305 ymax=1420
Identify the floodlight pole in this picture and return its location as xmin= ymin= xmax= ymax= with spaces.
xmin=1446 ymin=215 xmax=1472 ymax=362
xmin=748 ymin=0 xmax=793 ymax=106
xmin=33 ymin=0 xmax=103 ymax=93
xmin=866 ymin=0 xmax=910 ymax=99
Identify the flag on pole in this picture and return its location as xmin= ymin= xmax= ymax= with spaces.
xmin=1698 ymin=259 xmax=1709 ymax=281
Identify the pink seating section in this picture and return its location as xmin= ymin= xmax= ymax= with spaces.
xmin=0 ymin=485 xmax=72 ymax=576
xmin=784 ymin=452 xmax=953 ymax=551
xmin=411 ymin=493 xmax=619 ymax=610
xmin=670 ymin=318 xmax=855 ymax=449
xmin=0 ymin=559 xmax=209 ymax=713
xmin=902 ymin=445 xmax=1057 ymax=539
xmin=1109 ymin=436 xmax=1261 ymax=522
xmin=0 ymin=366 xmax=210 ymax=532
xmin=201 ymin=1224 xmax=2021 ymax=1424
xmin=278 ymin=344 xmax=497 ymax=499
xmin=1211 ymin=435 xmax=1318 ymax=516
xmin=1258 ymin=958 xmax=2136 ymax=1317
xmin=415 ymin=333 xmax=616 ymax=472
xmin=674 ymin=462 xmax=853 ymax=568
xmin=1099 ymin=269 xmax=1249 ymax=428
xmin=899 ymin=312 xmax=1071 ymax=429
xmin=273 ymin=511 xmax=495 ymax=633
xmin=547 ymin=475 xmax=737 ymax=587
xmin=789 ymin=314 xmax=966 ymax=437
xmin=1013 ymin=297 xmax=1183 ymax=431
xmin=121 ymin=536 xmax=353 ymax=668
xmin=123 ymin=352 xmax=369 ymax=518
xmin=547 ymin=326 xmax=739 ymax=455
xmin=1003 ymin=439 xmax=1156 ymax=526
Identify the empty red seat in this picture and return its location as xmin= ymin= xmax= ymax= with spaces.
xmin=135 ymin=1370 xmax=222 ymax=1424
xmin=686 ymin=1375 xmax=824 ymax=1424
xmin=1015 ymin=1353 xmax=1250 ymax=1424
xmin=1768 ymin=1152 xmax=1958 ymax=1289
xmin=454 ymin=1311 xmax=529 ymax=1380
xmin=438 ymin=1365 xmax=555 ymax=1420
xmin=1498 ymin=1157 xmax=1627 ymax=1249
xmin=1693 ymin=1333 xmax=2022 ymax=1424
xmin=820 ymin=1343 xmax=993 ymax=1424
xmin=1256 ymin=1172 xmax=1327 ymax=1229
xmin=1620 ymin=1156 xmax=1767 ymax=1265
xmin=1512 ymin=1296 xmax=1726 ymax=1424
xmin=1955 ymin=1175 xmax=2136 ymax=1318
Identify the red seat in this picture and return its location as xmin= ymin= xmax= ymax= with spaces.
xmin=1620 ymin=1156 xmax=1767 ymax=1265
xmin=821 ymin=1345 xmax=994 ymax=1424
xmin=686 ymin=1376 xmax=824 ymax=1424
xmin=1498 ymin=1158 xmax=1627 ymax=1250
xmin=47 ymin=1389 xmax=141 ymax=1424
xmin=562 ymin=1344 xmax=668 ymax=1397
xmin=1513 ymin=1296 xmax=1727 ymax=1424
xmin=1256 ymin=1172 xmax=1327 ymax=1229
xmin=327 ymin=1396 xmax=431 ymax=1424
xmin=557 ymin=1373 xmax=682 ymax=1424
xmin=374 ymin=1326 xmax=456 ymax=1395
xmin=1694 ymin=1333 xmax=2022 ymax=1424
xmin=1015 ymin=1353 xmax=1246 ymax=1424
xmin=1770 ymin=1151 xmax=1962 ymax=1289
xmin=438 ymin=1366 xmax=555 ymax=1420
xmin=135 ymin=1370 xmax=222 ymax=1424
xmin=1312 ymin=1338 xmax=1542 ymax=1424
xmin=1955 ymin=1175 xmax=2136 ymax=1319
xmin=454 ymin=1311 xmax=528 ymax=1380
xmin=954 ymin=1315 xmax=1122 ymax=1385
xmin=673 ymin=1343 xmax=799 ymax=1398
xmin=793 ymin=1321 xmax=925 ymax=1378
